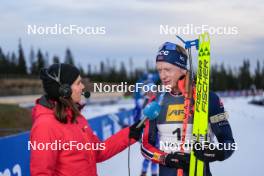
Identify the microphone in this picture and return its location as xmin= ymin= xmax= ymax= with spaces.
xmin=82 ymin=91 xmax=91 ymax=98
xmin=136 ymin=101 xmax=161 ymax=128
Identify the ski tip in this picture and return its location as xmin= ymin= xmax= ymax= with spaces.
xmin=199 ymin=32 xmax=210 ymax=44
xmin=203 ymin=32 xmax=210 ymax=43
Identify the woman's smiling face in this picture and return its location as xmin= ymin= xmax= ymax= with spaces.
xmin=71 ymin=75 xmax=85 ymax=103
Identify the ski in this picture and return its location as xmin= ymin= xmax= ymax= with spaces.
xmin=189 ymin=32 xmax=211 ymax=176
xmin=176 ymin=36 xmax=198 ymax=176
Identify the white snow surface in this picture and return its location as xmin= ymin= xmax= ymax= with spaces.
xmin=81 ymin=98 xmax=135 ymax=119
xmin=95 ymin=96 xmax=264 ymax=176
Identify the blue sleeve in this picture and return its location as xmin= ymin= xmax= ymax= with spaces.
xmin=208 ymin=91 xmax=235 ymax=160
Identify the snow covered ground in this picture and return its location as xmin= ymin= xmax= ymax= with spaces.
xmin=96 ymin=96 xmax=264 ymax=176
xmin=211 ymin=96 xmax=264 ymax=176
xmin=81 ymin=98 xmax=135 ymax=119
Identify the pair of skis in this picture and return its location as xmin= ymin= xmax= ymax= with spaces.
xmin=177 ymin=32 xmax=211 ymax=176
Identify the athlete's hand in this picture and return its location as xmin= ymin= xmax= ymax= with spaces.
xmin=161 ymin=152 xmax=190 ymax=170
xmin=193 ymin=142 xmax=225 ymax=162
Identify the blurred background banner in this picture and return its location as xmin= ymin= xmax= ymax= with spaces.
xmin=0 ymin=132 xmax=30 ymax=176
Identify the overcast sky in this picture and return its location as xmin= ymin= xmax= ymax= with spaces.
xmin=0 ymin=0 xmax=263 ymax=71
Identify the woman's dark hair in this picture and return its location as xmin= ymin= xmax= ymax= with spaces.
xmin=40 ymin=63 xmax=81 ymax=124
xmin=54 ymin=97 xmax=80 ymax=124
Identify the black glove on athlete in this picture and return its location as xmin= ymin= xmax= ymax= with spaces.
xmin=161 ymin=152 xmax=190 ymax=170
xmin=129 ymin=121 xmax=145 ymax=141
xmin=193 ymin=142 xmax=225 ymax=162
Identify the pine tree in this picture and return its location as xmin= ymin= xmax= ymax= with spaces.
xmin=44 ymin=52 xmax=49 ymax=67
xmin=10 ymin=52 xmax=18 ymax=74
xmin=238 ymin=59 xmax=252 ymax=89
xmin=261 ymin=61 xmax=264 ymax=89
xmin=64 ymin=48 xmax=75 ymax=65
xmin=52 ymin=55 xmax=60 ymax=64
xmin=79 ymin=65 xmax=85 ymax=77
xmin=36 ymin=49 xmax=45 ymax=72
xmin=210 ymin=64 xmax=218 ymax=91
xmin=29 ymin=47 xmax=38 ymax=75
xmin=227 ymin=67 xmax=237 ymax=90
xmin=219 ymin=63 xmax=227 ymax=90
xmin=0 ymin=48 xmax=7 ymax=75
xmin=87 ymin=64 xmax=92 ymax=77
xmin=17 ymin=39 xmax=27 ymax=75
xmin=5 ymin=52 xmax=12 ymax=75
xmin=119 ymin=61 xmax=127 ymax=81
xmin=129 ymin=57 xmax=134 ymax=79
xmin=100 ymin=61 xmax=105 ymax=75
xmin=254 ymin=60 xmax=262 ymax=89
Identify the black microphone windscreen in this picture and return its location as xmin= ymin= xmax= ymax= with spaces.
xmin=83 ymin=91 xmax=91 ymax=98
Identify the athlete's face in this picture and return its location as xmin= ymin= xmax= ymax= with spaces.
xmin=71 ymin=75 xmax=85 ymax=103
xmin=156 ymin=62 xmax=186 ymax=90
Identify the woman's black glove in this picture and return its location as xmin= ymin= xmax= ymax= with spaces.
xmin=193 ymin=142 xmax=225 ymax=162
xmin=161 ymin=152 xmax=190 ymax=170
xmin=129 ymin=121 xmax=145 ymax=141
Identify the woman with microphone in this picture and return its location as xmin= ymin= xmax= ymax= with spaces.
xmin=30 ymin=63 xmax=143 ymax=176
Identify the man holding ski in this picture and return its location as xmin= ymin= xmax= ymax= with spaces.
xmin=140 ymin=39 xmax=235 ymax=176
